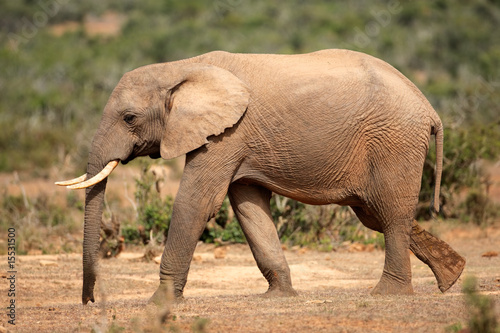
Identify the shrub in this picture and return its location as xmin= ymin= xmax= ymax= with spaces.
xmin=0 ymin=189 xmax=80 ymax=255
xmin=201 ymin=197 xmax=246 ymax=244
xmin=462 ymin=276 xmax=499 ymax=333
xmin=270 ymin=195 xmax=384 ymax=249
xmin=128 ymin=161 xmax=246 ymax=245
xmin=132 ymin=160 xmax=174 ymax=244
xmin=420 ymin=122 xmax=500 ymax=221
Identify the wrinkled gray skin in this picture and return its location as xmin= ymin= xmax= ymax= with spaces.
xmin=79 ymin=50 xmax=465 ymax=304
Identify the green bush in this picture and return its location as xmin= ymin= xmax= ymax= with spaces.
xmin=121 ymin=225 xmax=141 ymax=245
xmin=201 ymin=197 xmax=246 ymax=244
xmin=271 ymin=195 xmax=308 ymax=241
xmin=463 ymin=190 xmax=490 ymax=225
xmin=0 ymin=190 xmax=80 ymax=254
xmin=132 ymin=160 xmax=174 ymax=244
xmin=203 ymin=219 xmax=246 ymax=245
xmin=420 ymin=122 xmax=500 ymax=221
xmin=129 ymin=161 xmax=246 ymax=245
xmin=270 ymin=195 xmax=384 ymax=249
xmin=462 ymin=276 xmax=499 ymax=333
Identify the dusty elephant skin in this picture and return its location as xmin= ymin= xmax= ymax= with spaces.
xmin=56 ymin=49 xmax=465 ymax=304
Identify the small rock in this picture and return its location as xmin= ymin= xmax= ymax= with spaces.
xmin=153 ymin=256 xmax=162 ymax=264
xmin=214 ymin=247 xmax=227 ymax=259
xmin=192 ymin=255 xmax=203 ymax=263
xmin=305 ymin=300 xmax=332 ymax=304
xmin=482 ymin=251 xmax=498 ymax=258
xmin=40 ymin=260 xmax=58 ymax=267
xmin=348 ymin=242 xmax=376 ymax=252
xmin=348 ymin=243 xmax=364 ymax=252
xmin=364 ymin=243 xmax=375 ymax=252
xmin=306 ymin=300 xmax=325 ymax=304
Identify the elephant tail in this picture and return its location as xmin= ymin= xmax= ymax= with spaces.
xmin=431 ymin=121 xmax=443 ymax=214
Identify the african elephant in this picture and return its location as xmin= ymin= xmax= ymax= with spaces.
xmin=56 ymin=49 xmax=465 ymax=304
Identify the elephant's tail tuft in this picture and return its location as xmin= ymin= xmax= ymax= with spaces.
xmin=431 ymin=122 xmax=443 ymax=214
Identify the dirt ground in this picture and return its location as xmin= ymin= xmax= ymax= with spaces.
xmin=1 ymin=222 xmax=499 ymax=333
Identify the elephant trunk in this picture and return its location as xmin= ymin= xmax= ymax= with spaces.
xmin=55 ymin=118 xmax=125 ymax=304
xmin=82 ymin=160 xmax=108 ymax=304
xmin=81 ymin=126 xmax=117 ymax=304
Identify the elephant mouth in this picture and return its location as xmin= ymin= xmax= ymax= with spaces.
xmin=121 ymin=157 xmax=132 ymax=165
xmin=149 ymin=152 xmax=162 ymax=159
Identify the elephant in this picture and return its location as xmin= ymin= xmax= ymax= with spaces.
xmin=56 ymin=49 xmax=466 ymax=304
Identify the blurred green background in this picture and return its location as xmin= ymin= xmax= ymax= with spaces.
xmin=1 ymin=0 xmax=499 ymax=254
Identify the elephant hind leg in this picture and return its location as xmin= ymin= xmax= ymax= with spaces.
xmin=353 ymin=205 xmax=466 ymax=293
xmin=351 ymin=206 xmax=414 ymax=295
xmin=410 ymin=220 xmax=465 ymax=292
xmin=371 ymin=225 xmax=414 ymax=295
xmin=228 ymin=183 xmax=297 ymax=297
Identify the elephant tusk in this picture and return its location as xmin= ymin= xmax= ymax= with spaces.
xmin=66 ymin=160 xmax=119 ymax=190
xmin=55 ymin=174 xmax=87 ymax=186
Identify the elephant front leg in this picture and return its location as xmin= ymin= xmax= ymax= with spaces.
xmin=228 ymin=183 xmax=297 ymax=297
xmin=409 ymin=220 xmax=465 ymax=292
xmin=150 ymin=174 xmax=230 ymax=304
xmin=149 ymin=203 xmax=208 ymax=304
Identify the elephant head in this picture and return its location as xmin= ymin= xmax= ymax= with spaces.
xmin=56 ymin=61 xmax=250 ymax=304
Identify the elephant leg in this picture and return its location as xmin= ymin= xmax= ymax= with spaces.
xmin=373 ymin=224 xmax=414 ymax=295
xmin=150 ymin=158 xmax=233 ymax=303
xmin=352 ymin=206 xmax=414 ymax=295
xmin=228 ymin=183 xmax=297 ymax=297
xmin=409 ymin=220 xmax=465 ymax=292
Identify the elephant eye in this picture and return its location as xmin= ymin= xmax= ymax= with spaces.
xmin=123 ymin=114 xmax=136 ymax=125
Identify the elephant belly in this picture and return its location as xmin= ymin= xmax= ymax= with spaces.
xmin=231 ymin=155 xmax=363 ymax=206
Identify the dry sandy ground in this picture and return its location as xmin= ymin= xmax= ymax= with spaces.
xmin=1 ymin=222 xmax=499 ymax=333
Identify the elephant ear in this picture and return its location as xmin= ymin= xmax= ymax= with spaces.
xmin=160 ymin=64 xmax=250 ymax=160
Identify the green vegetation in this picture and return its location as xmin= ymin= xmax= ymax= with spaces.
xmin=0 ymin=186 xmax=81 ymax=255
xmin=134 ymin=160 xmax=173 ymax=243
xmin=271 ymin=196 xmax=384 ymax=250
xmin=202 ymin=197 xmax=246 ymax=245
xmin=446 ymin=276 xmax=500 ymax=333
xmin=0 ymin=1 xmax=499 ymax=249
xmin=420 ymin=123 xmax=500 ymax=223
xmin=462 ymin=276 xmax=499 ymax=333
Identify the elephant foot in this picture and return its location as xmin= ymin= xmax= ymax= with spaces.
xmin=409 ymin=220 xmax=466 ymax=292
xmin=261 ymin=285 xmax=298 ymax=298
xmin=436 ymin=260 xmax=465 ymax=293
xmin=82 ymin=281 xmax=96 ymax=305
xmin=82 ymin=291 xmax=95 ymax=305
xmin=423 ymin=250 xmax=465 ymax=293
xmin=149 ymin=283 xmax=182 ymax=306
xmin=371 ymin=274 xmax=414 ymax=296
